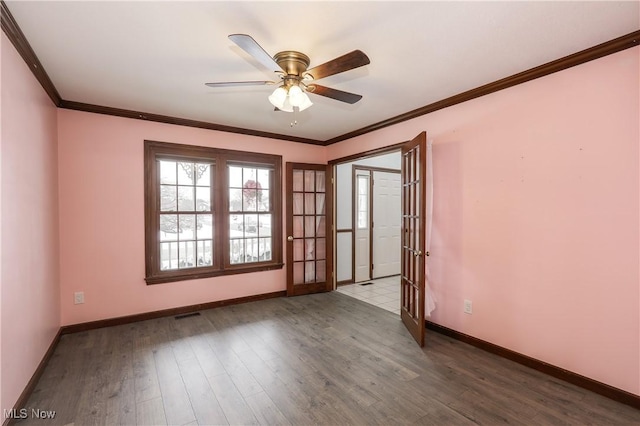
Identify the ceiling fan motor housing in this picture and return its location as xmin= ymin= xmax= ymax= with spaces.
xmin=274 ymin=51 xmax=311 ymax=86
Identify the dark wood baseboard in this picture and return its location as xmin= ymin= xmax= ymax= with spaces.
xmin=3 ymin=328 xmax=62 ymax=426
xmin=426 ymin=321 xmax=640 ymax=410
xmin=61 ymin=290 xmax=286 ymax=334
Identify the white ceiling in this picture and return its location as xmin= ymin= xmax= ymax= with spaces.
xmin=5 ymin=1 xmax=639 ymax=142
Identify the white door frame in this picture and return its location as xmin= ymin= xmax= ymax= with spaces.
xmin=353 ymin=168 xmax=371 ymax=282
xmin=353 ymin=165 xmax=401 ymax=282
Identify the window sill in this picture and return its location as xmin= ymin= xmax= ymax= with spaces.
xmin=145 ymin=262 xmax=284 ymax=285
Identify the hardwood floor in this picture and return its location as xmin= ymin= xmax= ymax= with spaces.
xmin=18 ymin=292 xmax=640 ymax=425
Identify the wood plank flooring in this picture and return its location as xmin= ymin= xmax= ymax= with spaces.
xmin=17 ymin=292 xmax=640 ymax=425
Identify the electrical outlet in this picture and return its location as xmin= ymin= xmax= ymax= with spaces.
xmin=74 ymin=292 xmax=84 ymax=305
xmin=464 ymin=299 xmax=472 ymax=314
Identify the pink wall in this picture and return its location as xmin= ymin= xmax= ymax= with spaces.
xmin=57 ymin=110 xmax=325 ymax=326
xmin=328 ymin=47 xmax=640 ymax=396
xmin=1 ymin=33 xmax=61 ymax=412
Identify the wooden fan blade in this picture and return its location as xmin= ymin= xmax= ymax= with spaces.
xmin=304 ymin=50 xmax=370 ymax=80
xmin=205 ymin=81 xmax=273 ymax=87
xmin=307 ymin=84 xmax=363 ymax=104
xmin=228 ymin=34 xmax=283 ymax=72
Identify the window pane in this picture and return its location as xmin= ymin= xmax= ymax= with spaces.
xmin=293 ymin=170 xmax=303 ymax=192
xmin=197 ymin=214 xmax=213 ymax=240
xmin=196 ymin=187 xmax=210 ymax=211
xmin=229 ymin=188 xmax=242 ymax=212
xmin=230 ymin=214 xmax=243 ymax=239
xmin=160 ymin=242 xmax=178 ymax=270
xmin=293 ymin=193 xmax=304 ymax=215
xmin=305 ymin=261 xmax=315 ymax=283
xmin=316 ymin=238 xmax=326 ymax=260
xmin=294 ymin=262 xmax=304 ymax=284
xmin=160 ymin=215 xmax=178 ymax=241
xmin=316 ymin=260 xmax=326 ymax=282
xmin=304 ymin=193 xmax=315 ymax=215
xmin=196 ymin=164 xmax=210 ymax=186
xmin=179 ymin=215 xmax=195 ymax=240
xmin=229 ymin=166 xmax=242 ymax=187
xmin=160 ymin=161 xmax=176 ymax=184
xmin=160 ymin=185 xmax=177 ymax=211
xmin=257 ymin=169 xmax=270 ymax=190
xmin=304 ymin=170 xmax=315 ymax=192
xmin=358 ymin=195 xmax=367 ymax=211
xmin=243 ymin=188 xmax=258 ymax=211
xmin=245 ymin=214 xmax=258 ymax=237
xmin=358 ymin=212 xmax=367 ymax=229
xmin=196 ymin=240 xmax=212 ymax=266
xmin=245 ymin=238 xmax=259 ymax=262
xmin=293 ymin=239 xmax=304 ymax=261
xmin=260 ymin=238 xmax=272 ymax=261
xmin=230 ymin=239 xmax=244 ymax=264
xmin=316 ymin=216 xmax=326 ymax=237
xmin=258 ymin=214 xmax=271 ymax=237
xmin=305 ymin=238 xmax=315 ymax=260
xmin=178 ymin=162 xmax=195 ymax=185
xmin=179 ymin=241 xmax=195 ymax=268
xmin=305 ymin=216 xmax=315 ymax=238
xmin=293 ymin=216 xmax=303 ymax=238
xmin=316 ymin=171 xmax=326 ymax=192
xmin=178 ymin=186 xmax=195 ymax=211
xmin=358 ymin=177 xmax=367 ymax=196
xmin=257 ymin=189 xmax=269 ymax=212
xmin=316 ymin=193 xmax=325 ymax=215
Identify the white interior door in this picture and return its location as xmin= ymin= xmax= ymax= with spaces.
xmin=372 ymin=171 xmax=401 ymax=278
xmin=354 ymin=170 xmax=370 ymax=282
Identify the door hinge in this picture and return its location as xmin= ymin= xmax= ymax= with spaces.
xmin=331 ymin=177 xmax=334 ymax=185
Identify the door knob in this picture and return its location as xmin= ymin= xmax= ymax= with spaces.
xmin=287 ymin=236 xmax=294 ymax=242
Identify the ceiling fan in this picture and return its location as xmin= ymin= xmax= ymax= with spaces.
xmin=205 ymin=34 xmax=370 ymax=112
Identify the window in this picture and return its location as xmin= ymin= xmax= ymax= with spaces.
xmin=144 ymin=140 xmax=282 ymax=284
xmin=356 ymin=175 xmax=369 ymax=229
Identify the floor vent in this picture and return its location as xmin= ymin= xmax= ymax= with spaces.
xmin=174 ymin=312 xmax=201 ymax=320
xmin=359 ymin=282 xmax=373 ymax=286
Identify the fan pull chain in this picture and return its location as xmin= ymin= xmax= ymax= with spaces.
xmin=290 ymin=108 xmax=298 ymax=127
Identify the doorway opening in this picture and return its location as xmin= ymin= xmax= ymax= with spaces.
xmin=333 ymin=149 xmax=402 ymax=314
xmin=329 ymin=132 xmax=428 ymax=346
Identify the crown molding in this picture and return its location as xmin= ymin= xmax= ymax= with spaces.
xmin=1 ymin=0 xmax=61 ymax=106
xmin=325 ymin=30 xmax=640 ymax=145
xmin=59 ymin=100 xmax=325 ymax=145
xmin=2 ymin=0 xmax=638 ymax=147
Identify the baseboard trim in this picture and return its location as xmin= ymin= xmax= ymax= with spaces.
xmin=3 ymin=328 xmax=62 ymax=426
xmin=426 ymin=321 xmax=640 ymax=409
xmin=61 ymin=290 xmax=286 ymax=334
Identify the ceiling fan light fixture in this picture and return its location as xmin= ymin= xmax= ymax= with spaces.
xmin=288 ymin=85 xmax=304 ymax=107
xmin=280 ymin=96 xmax=294 ymax=113
xmin=297 ymin=92 xmax=313 ymax=111
xmin=268 ymin=86 xmax=287 ymax=109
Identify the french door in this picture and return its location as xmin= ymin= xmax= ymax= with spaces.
xmin=286 ymin=163 xmax=333 ymax=296
xmin=401 ymin=132 xmax=427 ymax=346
